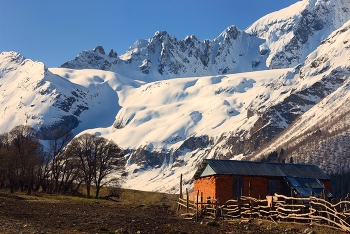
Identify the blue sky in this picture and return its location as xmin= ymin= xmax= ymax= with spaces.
xmin=0 ymin=0 xmax=297 ymax=67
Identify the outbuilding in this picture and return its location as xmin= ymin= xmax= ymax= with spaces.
xmin=193 ymin=159 xmax=332 ymax=203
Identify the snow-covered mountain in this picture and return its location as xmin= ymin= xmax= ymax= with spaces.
xmin=0 ymin=51 xmax=140 ymax=139
xmin=1 ymin=0 xmax=350 ymax=193
xmin=80 ymin=68 xmax=296 ymax=192
xmin=61 ymin=0 xmax=350 ymax=82
xmin=250 ymin=18 xmax=350 ymax=173
xmin=61 ymin=26 xmax=266 ymax=82
xmin=246 ymin=0 xmax=350 ymax=69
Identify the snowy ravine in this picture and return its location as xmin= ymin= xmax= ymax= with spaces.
xmin=1 ymin=0 xmax=350 ymax=193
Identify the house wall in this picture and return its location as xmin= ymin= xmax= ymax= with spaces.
xmin=193 ymin=175 xmax=234 ymax=204
xmin=194 ymin=175 xmax=331 ymax=204
xmin=194 ymin=175 xmax=285 ymax=204
xmin=321 ymin=179 xmax=331 ymax=192
xmin=193 ymin=176 xmax=217 ymax=203
xmin=215 ymin=175 xmax=233 ymax=202
xmin=243 ymin=176 xmax=269 ymax=199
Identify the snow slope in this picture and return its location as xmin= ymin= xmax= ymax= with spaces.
xmin=0 ymin=51 xmax=140 ymax=139
xmin=0 ymin=51 xmax=294 ymax=192
xmin=79 ymin=68 xmax=294 ymax=192
xmin=251 ymin=19 xmax=350 ymax=170
xmin=246 ymin=0 xmax=350 ymax=69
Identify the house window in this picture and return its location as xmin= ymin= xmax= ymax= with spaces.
xmin=269 ymin=179 xmax=281 ymax=195
xmin=233 ymin=176 xmax=244 ymax=198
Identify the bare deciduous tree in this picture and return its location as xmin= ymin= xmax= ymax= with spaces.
xmin=7 ymin=125 xmax=42 ymax=194
xmin=64 ymin=133 xmax=124 ymax=198
xmin=48 ymin=129 xmax=73 ymax=193
xmin=92 ymin=136 xmax=123 ymax=198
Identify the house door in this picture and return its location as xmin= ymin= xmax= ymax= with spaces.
xmin=233 ymin=176 xmax=244 ymax=198
xmin=268 ymin=179 xmax=281 ymax=195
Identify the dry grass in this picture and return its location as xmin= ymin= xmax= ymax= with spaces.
xmin=0 ymin=187 xmax=179 ymax=208
xmin=0 ymin=189 xmax=346 ymax=233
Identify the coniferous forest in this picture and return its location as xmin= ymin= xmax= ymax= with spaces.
xmin=329 ymin=172 xmax=350 ymax=201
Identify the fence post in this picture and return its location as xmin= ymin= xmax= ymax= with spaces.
xmin=322 ymin=189 xmax=326 ymax=200
xmin=186 ymin=188 xmax=189 ymax=213
xmin=249 ymin=182 xmax=252 ymax=197
xmin=340 ymin=198 xmax=343 ymax=212
xmin=177 ymin=174 xmax=183 ymax=211
xmin=238 ymin=197 xmax=241 ymax=218
xmin=250 ymin=198 xmax=253 ymax=219
xmin=309 ymin=196 xmax=313 ymax=224
xmin=179 ymin=174 xmax=183 ymax=199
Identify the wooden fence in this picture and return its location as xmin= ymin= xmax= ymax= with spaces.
xmin=177 ymin=193 xmax=350 ymax=232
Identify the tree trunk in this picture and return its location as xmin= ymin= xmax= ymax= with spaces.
xmin=95 ymin=187 xmax=100 ymax=199
xmin=86 ymin=183 xmax=91 ymax=198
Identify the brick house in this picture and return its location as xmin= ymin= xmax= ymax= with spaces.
xmin=193 ymin=159 xmax=332 ymax=203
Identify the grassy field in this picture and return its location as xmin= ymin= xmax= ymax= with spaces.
xmin=0 ymin=186 xmax=179 ymax=207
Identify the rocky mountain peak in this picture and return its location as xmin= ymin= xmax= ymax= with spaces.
xmin=60 ymin=45 xmax=119 ymax=71
xmin=246 ymin=0 xmax=350 ymax=69
xmin=0 ymin=51 xmax=26 ymax=66
xmin=153 ymin=30 xmax=170 ymax=40
xmin=219 ymin=25 xmax=240 ymax=41
xmin=154 ymin=30 xmax=167 ymax=36
xmin=108 ymin=49 xmax=118 ymax=59
xmin=93 ymin=46 xmax=105 ymax=55
xmin=184 ymin=34 xmax=198 ymax=41
xmin=61 ymin=25 xmax=265 ymax=81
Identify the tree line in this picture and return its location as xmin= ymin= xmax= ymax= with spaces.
xmin=329 ymin=172 xmax=350 ymax=201
xmin=0 ymin=125 xmax=125 ymax=198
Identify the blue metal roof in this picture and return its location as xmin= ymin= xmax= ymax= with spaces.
xmin=194 ymin=159 xmax=329 ymax=180
xmin=286 ymin=177 xmax=333 ymax=198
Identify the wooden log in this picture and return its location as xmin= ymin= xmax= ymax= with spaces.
xmin=180 ymin=213 xmax=195 ymax=217
xmin=309 ymin=205 xmax=349 ymax=227
xmin=224 ymin=204 xmax=239 ymax=208
xmin=276 ymin=207 xmax=302 ymax=213
xmin=309 ymin=213 xmax=350 ymax=232
xmin=189 ymin=194 xmax=350 ymax=232
xmin=178 ymin=197 xmax=193 ymax=203
xmin=177 ymin=202 xmax=195 ymax=210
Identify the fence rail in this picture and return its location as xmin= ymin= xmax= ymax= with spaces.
xmin=177 ymin=193 xmax=350 ymax=232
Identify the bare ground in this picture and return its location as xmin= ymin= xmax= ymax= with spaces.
xmin=0 ymin=192 xmax=345 ymax=234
